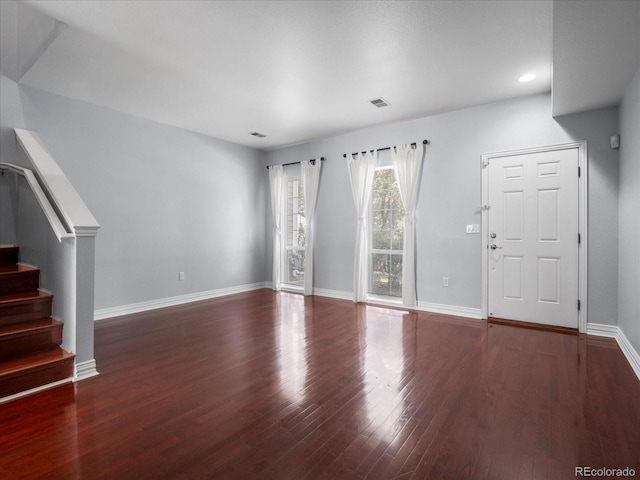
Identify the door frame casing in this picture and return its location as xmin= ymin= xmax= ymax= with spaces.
xmin=480 ymin=141 xmax=588 ymax=333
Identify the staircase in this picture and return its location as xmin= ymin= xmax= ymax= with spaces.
xmin=0 ymin=246 xmax=74 ymax=402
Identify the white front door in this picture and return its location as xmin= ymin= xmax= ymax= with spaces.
xmin=486 ymin=146 xmax=580 ymax=328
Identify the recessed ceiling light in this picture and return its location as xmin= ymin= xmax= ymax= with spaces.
xmin=518 ymin=73 xmax=536 ymax=83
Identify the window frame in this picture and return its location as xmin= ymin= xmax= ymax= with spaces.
xmin=368 ymin=165 xmax=404 ymax=302
xmin=281 ymin=175 xmax=306 ymax=292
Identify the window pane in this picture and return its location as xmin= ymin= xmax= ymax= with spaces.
xmin=371 ymin=210 xmax=384 ymax=230
xmin=372 ymin=229 xmax=391 ymax=250
xmin=390 ymin=254 xmax=403 ymax=297
xmin=372 ymin=194 xmax=385 ymax=211
xmin=287 ymin=249 xmax=305 ymax=286
xmin=391 ymin=224 xmax=404 ymax=251
xmin=371 ymin=253 xmax=390 ymax=296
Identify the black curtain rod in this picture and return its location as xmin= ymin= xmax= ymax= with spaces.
xmin=266 ymin=157 xmax=325 ymax=169
xmin=342 ymin=139 xmax=429 ymax=158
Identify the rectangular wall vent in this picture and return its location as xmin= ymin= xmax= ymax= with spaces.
xmin=250 ymin=132 xmax=267 ymax=138
xmin=370 ymin=97 xmax=390 ymax=108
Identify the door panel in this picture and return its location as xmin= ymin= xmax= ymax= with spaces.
xmin=487 ymin=148 xmax=579 ymax=328
xmin=538 ymin=257 xmax=559 ymax=303
xmin=538 ymin=189 xmax=559 ymax=240
xmin=503 ymin=256 xmax=523 ymax=299
xmin=504 ymin=191 xmax=524 ymax=240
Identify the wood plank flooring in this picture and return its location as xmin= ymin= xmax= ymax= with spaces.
xmin=1 ymin=289 xmax=639 ymax=479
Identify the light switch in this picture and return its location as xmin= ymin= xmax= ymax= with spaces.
xmin=466 ymin=224 xmax=480 ymax=234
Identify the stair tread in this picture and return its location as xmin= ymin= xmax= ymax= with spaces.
xmin=0 ymin=264 xmax=39 ymax=275
xmin=0 ymin=289 xmax=52 ymax=304
xmin=0 ymin=290 xmax=53 ymax=327
xmin=0 ymin=349 xmax=74 ymax=376
xmin=0 ymin=318 xmax=61 ymax=336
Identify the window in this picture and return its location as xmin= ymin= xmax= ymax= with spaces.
xmin=370 ymin=167 xmax=404 ymax=298
xmin=285 ymin=178 xmax=306 ymax=287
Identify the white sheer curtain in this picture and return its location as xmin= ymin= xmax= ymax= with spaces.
xmin=269 ymin=165 xmax=284 ymax=291
xmin=301 ymin=159 xmax=322 ymax=296
xmin=347 ymin=151 xmax=377 ymax=303
xmin=392 ymin=143 xmax=425 ymax=307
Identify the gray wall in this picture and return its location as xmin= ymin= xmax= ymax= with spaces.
xmin=18 ymin=85 xmax=267 ymax=311
xmin=618 ymin=65 xmax=640 ymax=352
xmin=0 ymin=0 xmax=54 ymax=243
xmin=265 ymin=93 xmax=620 ymax=325
xmin=0 ymin=76 xmax=27 ymax=245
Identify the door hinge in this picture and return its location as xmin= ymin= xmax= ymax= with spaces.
xmin=482 ymin=159 xmax=489 ymax=168
xmin=578 ymin=233 xmax=581 ymax=244
xmin=578 ymin=166 xmax=581 ymax=177
xmin=482 ymin=204 xmax=491 ymax=211
xmin=577 ymin=299 xmax=581 ymax=311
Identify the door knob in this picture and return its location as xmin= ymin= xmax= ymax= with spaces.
xmin=490 ymin=244 xmax=502 ymax=250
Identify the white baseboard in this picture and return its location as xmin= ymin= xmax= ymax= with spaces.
xmin=74 ymin=359 xmax=99 ymax=381
xmin=587 ymin=323 xmax=619 ymax=338
xmin=312 ymin=288 xmax=483 ymax=320
xmin=416 ymin=301 xmax=483 ymax=319
xmin=94 ymin=282 xmax=268 ymax=321
xmin=312 ymin=287 xmax=353 ymax=301
xmin=588 ymin=323 xmax=640 ymax=381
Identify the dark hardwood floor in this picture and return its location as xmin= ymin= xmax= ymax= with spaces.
xmin=1 ymin=289 xmax=639 ymax=479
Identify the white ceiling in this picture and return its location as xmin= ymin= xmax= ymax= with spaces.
xmin=13 ymin=0 xmax=640 ymax=150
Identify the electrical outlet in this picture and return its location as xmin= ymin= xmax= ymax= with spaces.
xmin=179 ymin=272 xmax=185 ymax=281
xmin=443 ymin=277 xmax=449 ymax=287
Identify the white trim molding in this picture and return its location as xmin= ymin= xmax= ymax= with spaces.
xmin=94 ymin=282 xmax=268 ymax=320
xmin=74 ymin=359 xmax=99 ymax=381
xmin=588 ymin=323 xmax=640 ymax=381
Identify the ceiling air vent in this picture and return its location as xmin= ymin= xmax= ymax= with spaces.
xmin=250 ymin=132 xmax=267 ymax=138
xmin=370 ymin=97 xmax=390 ymax=108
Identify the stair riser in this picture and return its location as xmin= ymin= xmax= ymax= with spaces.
xmin=0 ymin=325 xmax=63 ymax=361
xmin=0 ymin=357 xmax=74 ymax=398
xmin=0 ymin=247 xmax=19 ymax=267
xmin=0 ymin=271 xmax=40 ymax=296
xmin=0 ymin=297 xmax=53 ymax=326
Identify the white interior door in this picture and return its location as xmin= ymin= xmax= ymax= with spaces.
xmin=486 ymin=147 xmax=579 ymax=328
